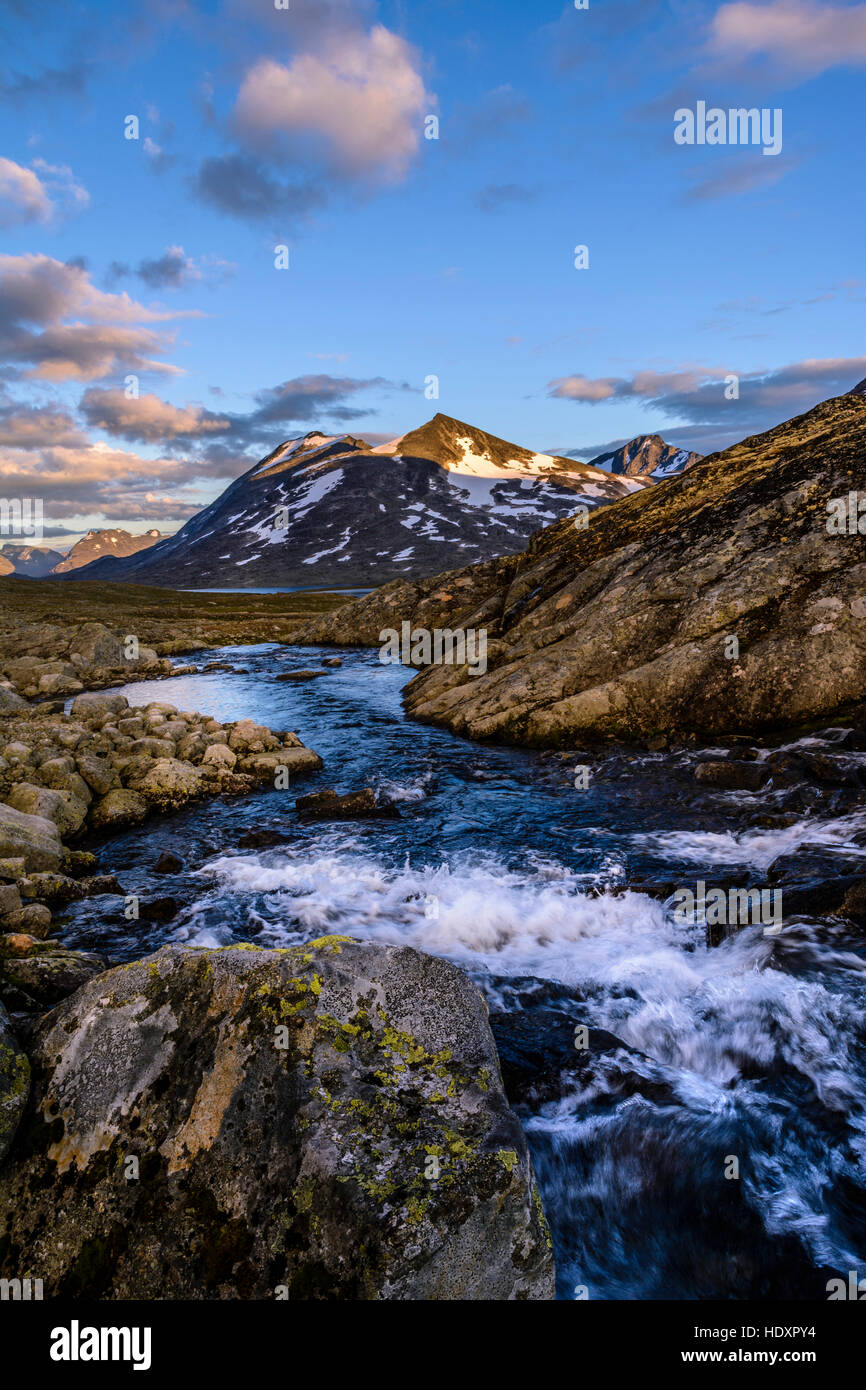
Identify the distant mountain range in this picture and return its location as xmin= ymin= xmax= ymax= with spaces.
xmin=52 ymin=528 xmax=164 ymax=573
xmin=0 ymin=544 xmax=64 ymax=578
xmin=58 ymin=414 xmax=700 ymax=589
xmin=0 ymin=529 xmax=163 ymax=580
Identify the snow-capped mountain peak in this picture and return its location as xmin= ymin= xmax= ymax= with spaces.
xmin=59 ymin=414 xmax=697 ymax=590
xmin=583 ymin=433 xmax=701 ymax=481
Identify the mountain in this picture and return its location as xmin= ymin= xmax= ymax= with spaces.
xmin=289 ymin=388 xmax=866 ymax=744
xmin=584 ymin=434 xmax=701 ymax=480
xmin=61 ymin=415 xmax=671 ymax=590
xmin=53 ymin=528 xmax=163 ymax=574
xmin=0 ymin=544 xmax=64 ymax=578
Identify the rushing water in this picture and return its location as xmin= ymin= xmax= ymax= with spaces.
xmin=59 ymin=642 xmax=866 ymax=1300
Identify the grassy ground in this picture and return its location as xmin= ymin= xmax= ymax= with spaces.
xmin=0 ymin=578 xmax=350 ymax=653
xmin=0 ymin=577 xmax=349 ymax=623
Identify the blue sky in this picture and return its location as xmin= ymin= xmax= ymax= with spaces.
xmin=0 ymin=0 xmax=864 ymax=545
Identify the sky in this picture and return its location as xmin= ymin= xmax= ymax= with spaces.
xmin=0 ymin=0 xmax=864 ymax=548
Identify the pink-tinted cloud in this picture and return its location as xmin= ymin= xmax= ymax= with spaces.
xmin=234 ymin=25 xmax=432 ymax=181
xmin=80 ymin=387 xmax=230 ymax=442
xmin=709 ymin=0 xmax=866 ymax=75
xmin=0 ymin=254 xmax=194 ymax=381
xmin=549 ymin=355 xmax=866 ymax=434
xmin=0 ymin=157 xmax=53 ymax=227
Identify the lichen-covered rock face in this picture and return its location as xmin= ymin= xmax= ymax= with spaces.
xmin=88 ymin=788 xmax=149 ymax=831
xmin=0 ymin=939 xmax=554 ymax=1300
xmin=0 ymin=802 xmax=62 ymax=872
xmin=0 ymin=1002 xmax=29 ymax=1164
xmin=0 ymin=941 xmax=107 ymax=1009
xmin=0 ymin=688 xmax=28 ymax=714
xmin=291 ymin=391 xmax=866 ymax=744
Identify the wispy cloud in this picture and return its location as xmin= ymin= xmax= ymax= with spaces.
xmin=708 ymin=0 xmax=866 ymax=77
xmin=548 ymin=356 xmax=866 ymax=447
xmin=682 ymin=153 xmax=799 ymax=201
xmin=475 ymin=182 xmax=539 ymax=213
xmin=0 ymin=156 xmax=88 ymax=228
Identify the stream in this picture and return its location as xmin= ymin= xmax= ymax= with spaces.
xmin=58 ymin=642 xmax=866 ymax=1300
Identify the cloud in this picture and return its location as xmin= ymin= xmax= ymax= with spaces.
xmin=0 ymin=156 xmax=88 ymax=228
xmin=136 ymin=246 xmax=198 ymax=289
xmin=0 ymin=438 xmax=205 ymax=520
xmin=193 ymin=153 xmax=325 ymax=223
xmin=107 ymin=247 xmax=236 ymax=291
xmin=0 ymin=368 xmax=414 ymax=526
xmin=0 ymin=254 xmax=193 ymax=381
xmin=682 ymin=154 xmax=798 ymax=202
xmin=542 ymin=0 xmax=668 ymax=73
xmin=548 ymin=357 xmax=866 ymax=445
xmin=0 ymin=156 xmax=52 ymax=227
xmin=700 ymin=279 xmax=864 ymax=330
xmin=0 ymin=60 xmax=91 ymax=101
xmin=80 ymin=388 xmax=230 ymax=443
xmin=233 ymin=25 xmax=431 ymax=183
xmin=708 ymin=0 xmax=866 ymax=76
xmin=452 ymin=85 xmax=531 ymax=146
xmin=242 ymin=373 xmax=404 ymax=430
xmin=0 ymin=399 xmax=87 ymax=448
xmin=142 ymin=135 xmax=170 ymax=172
xmin=79 ymin=374 xmax=413 ymax=451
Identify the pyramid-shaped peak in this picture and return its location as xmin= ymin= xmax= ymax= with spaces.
xmin=396 ymin=412 xmax=565 ymax=471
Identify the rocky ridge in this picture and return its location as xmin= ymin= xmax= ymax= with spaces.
xmin=583 ymin=433 xmax=701 ymax=480
xmin=288 ymin=390 xmax=866 ymax=745
xmin=0 ymin=545 xmax=64 ymax=578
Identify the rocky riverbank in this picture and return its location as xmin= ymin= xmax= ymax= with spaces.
xmin=0 ymin=690 xmax=321 ymax=1009
xmin=0 ymin=581 xmax=346 ymax=704
xmin=0 ymin=590 xmax=339 ymax=1017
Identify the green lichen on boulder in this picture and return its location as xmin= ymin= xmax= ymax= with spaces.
xmin=0 ymin=938 xmax=554 ymax=1300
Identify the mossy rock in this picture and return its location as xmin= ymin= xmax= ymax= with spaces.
xmin=0 ymin=939 xmax=554 ymax=1299
xmin=0 ymin=943 xmax=107 ymax=1009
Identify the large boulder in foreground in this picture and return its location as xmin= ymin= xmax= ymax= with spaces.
xmin=0 ymin=939 xmax=554 ymax=1300
xmin=292 ymin=390 xmax=866 ymax=744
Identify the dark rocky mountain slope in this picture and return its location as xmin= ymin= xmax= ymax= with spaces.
xmin=58 ymin=417 xmax=661 ymax=590
xmin=584 ymin=434 xmax=701 ymax=480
